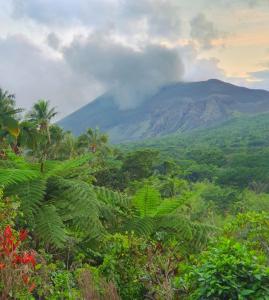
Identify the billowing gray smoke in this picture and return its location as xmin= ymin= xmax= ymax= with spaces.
xmin=63 ymin=33 xmax=184 ymax=109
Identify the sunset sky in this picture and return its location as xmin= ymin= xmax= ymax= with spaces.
xmin=1 ymin=0 xmax=269 ymax=116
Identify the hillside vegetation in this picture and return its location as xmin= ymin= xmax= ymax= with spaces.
xmin=1 ymin=88 xmax=269 ymax=299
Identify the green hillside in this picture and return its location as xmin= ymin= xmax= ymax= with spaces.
xmin=122 ymin=113 xmax=269 ymax=190
xmin=125 ymin=112 xmax=269 ymax=154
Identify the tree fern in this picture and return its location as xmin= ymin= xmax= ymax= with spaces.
xmin=47 ymin=177 xmax=103 ymax=235
xmin=133 ymin=186 xmax=161 ymax=217
xmin=45 ymin=154 xmax=93 ymax=177
xmin=5 ymin=178 xmax=46 ymax=224
xmin=155 ymin=198 xmax=183 ymax=216
xmin=125 ymin=184 xmax=217 ymax=248
xmin=125 ymin=216 xmax=155 ymax=236
xmin=35 ymin=205 xmax=67 ymax=248
xmin=0 ymin=168 xmax=38 ymax=187
xmin=94 ymin=186 xmax=130 ymax=208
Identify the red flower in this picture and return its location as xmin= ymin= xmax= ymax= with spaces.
xmin=4 ymin=226 xmax=12 ymax=238
xmin=28 ymin=282 xmax=36 ymax=292
xmin=22 ymin=252 xmax=36 ymax=267
xmin=22 ymin=274 xmax=29 ymax=284
xmin=3 ymin=245 xmax=11 ymax=256
xmin=0 ymin=263 xmax=5 ymax=269
xmin=13 ymin=254 xmax=22 ymax=264
xmin=19 ymin=229 xmax=28 ymax=242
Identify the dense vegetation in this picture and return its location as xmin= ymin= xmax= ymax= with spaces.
xmin=1 ymin=87 xmax=269 ymax=299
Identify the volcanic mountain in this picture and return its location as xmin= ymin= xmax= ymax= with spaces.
xmin=59 ymin=79 xmax=269 ymax=143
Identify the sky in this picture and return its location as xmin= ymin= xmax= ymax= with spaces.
xmin=1 ymin=0 xmax=269 ymax=117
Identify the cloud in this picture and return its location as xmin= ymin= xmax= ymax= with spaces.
xmin=11 ymin=0 xmax=116 ymax=27
xmin=63 ymin=32 xmax=184 ymax=109
xmin=190 ymin=13 xmax=223 ymax=49
xmin=119 ymin=0 xmax=181 ymax=39
xmin=0 ymin=34 xmax=103 ymax=118
xmin=0 ymin=32 xmax=225 ymax=117
xmin=249 ymin=70 xmax=269 ymax=80
xmin=179 ymin=44 xmax=225 ymax=81
xmin=46 ymin=32 xmax=60 ymax=50
xmin=244 ymin=69 xmax=269 ymax=90
xmin=11 ymin=0 xmax=182 ymax=41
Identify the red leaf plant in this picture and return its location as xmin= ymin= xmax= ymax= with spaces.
xmin=0 ymin=225 xmax=36 ymax=298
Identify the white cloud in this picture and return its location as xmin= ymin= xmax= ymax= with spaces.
xmin=63 ymin=31 xmax=184 ymax=109
xmin=0 ymin=34 xmax=103 ymax=118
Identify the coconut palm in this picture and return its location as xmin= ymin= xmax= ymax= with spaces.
xmin=78 ymin=128 xmax=109 ymax=154
xmin=27 ymin=99 xmax=57 ymax=144
xmin=27 ymin=100 xmax=57 ymax=171
xmin=0 ymin=88 xmax=22 ymax=138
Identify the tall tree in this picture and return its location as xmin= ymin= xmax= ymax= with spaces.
xmin=0 ymin=88 xmax=22 ymax=138
xmin=27 ymin=100 xmax=57 ymax=171
xmin=27 ymin=99 xmax=57 ymax=144
xmin=78 ymin=128 xmax=108 ymax=154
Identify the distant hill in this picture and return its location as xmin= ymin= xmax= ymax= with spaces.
xmin=123 ymin=112 xmax=269 ymax=156
xmin=58 ymin=79 xmax=269 ymax=143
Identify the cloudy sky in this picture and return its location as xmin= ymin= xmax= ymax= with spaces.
xmin=1 ymin=0 xmax=269 ymax=117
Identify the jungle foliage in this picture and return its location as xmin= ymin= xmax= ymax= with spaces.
xmin=1 ymin=88 xmax=269 ymax=299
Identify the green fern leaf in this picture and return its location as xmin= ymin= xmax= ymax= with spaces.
xmin=35 ymin=205 xmax=67 ymax=248
xmin=0 ymin=168 xmax=38 ymax=187
xmin=133 ymin=186 xmax=161 ymax=217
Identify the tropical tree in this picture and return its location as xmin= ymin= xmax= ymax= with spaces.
xmin=0 ymin=88 xmax=22 ymax=148
xmin=78 ymin=128 xmax=109 ymax=154
xmin=0 ymin=152 xmax=129 ymax=250
xmin=126 ymin=185 xmax=216 ymax=251
xmin=27 ymin=99 xmax=57 ymax=144
xmin=27 ymin=100 xmax=57 ymax=171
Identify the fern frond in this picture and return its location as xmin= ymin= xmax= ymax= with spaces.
xmin=156 ymin=213 xmax=217 ymax=247
xmin=94 ymin=186 xmax=130 ymax=208
xmin=155 ymin=214 xmax=193 ymax=240
xmin=133 ymin=186 xmax=161 ymax=217
xmin=35 ymin=205 xmax=67 ymax=248
xmin=125 ymin=216 xmax=155 ymax=236
xmin=0 ymin=168 xmax=39 ymax=187
xmin=48 ymin=177 xmax=103 ymax=234
xmin=5 ymin=179 xmax=46 ymax=223
xmin=45 ymin=154 xmax=93 ymax=178
xmin=155 ymin=198 xmax=182 ymax=216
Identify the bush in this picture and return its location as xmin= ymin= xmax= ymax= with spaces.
xmin=184 ymin=238 xmax=269 ymax=299
xmin=99 ymin=233 xmax=147 ymax=299
xmin=0 ymin=225 xmax=36 ymax=299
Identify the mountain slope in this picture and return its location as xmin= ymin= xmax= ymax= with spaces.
xmin=59 ymin=79 xmax=269 ymax=143
xmin=123 ymin=112 xmax=269 ymax=156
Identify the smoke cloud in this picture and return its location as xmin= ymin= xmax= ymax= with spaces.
xmin=64 ymin=32 xmax=184 ymax=109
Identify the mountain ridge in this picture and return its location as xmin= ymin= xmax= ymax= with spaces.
xmin=58 ymin=79 xmax=269 ymax=143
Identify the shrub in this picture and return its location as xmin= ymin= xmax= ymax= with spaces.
xmin=0 ymin=225 xmax=36 ymax=298
xmin=184 ymin=238 xmax=269 ymax=299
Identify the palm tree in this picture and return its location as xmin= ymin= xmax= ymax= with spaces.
xmin=27 ymin=100 xmax=57 ymax=172
xmin=0 ymin=88 xmax=22 ymax=138
xmin=78 ymin=128 xmax=109 ymax=154
xmin=27 ymin=99 xmax=57 ymax=144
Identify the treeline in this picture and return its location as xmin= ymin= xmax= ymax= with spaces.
xmin=1 ymin=88 xmax=269 ymax=299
